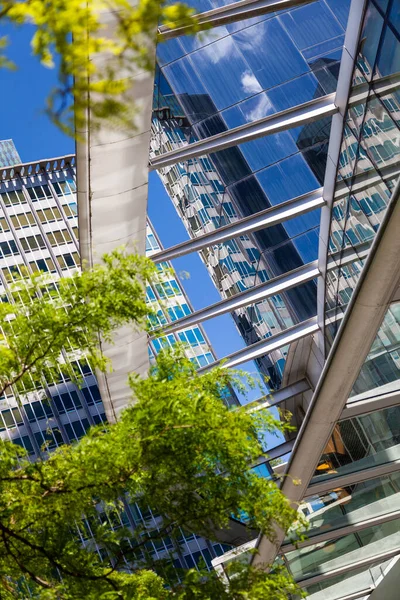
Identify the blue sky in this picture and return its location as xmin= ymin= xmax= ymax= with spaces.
xmin=0 ymin=23 xmax=74 ymax=161
xmin=0 ymin=22 xmax=278 ymax=424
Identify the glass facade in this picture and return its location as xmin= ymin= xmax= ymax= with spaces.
xmin=272 ymin=3 xmax=400 ymax=597
xmin=152 ymin=0 xmax=351 ymax=388
xmin=153 ymin=0 xmax=400 ymax=597
xmin=325 ymin=0 xmax=400 ymax=351
xmin=1 ymin=0 xmax=399 ymax=595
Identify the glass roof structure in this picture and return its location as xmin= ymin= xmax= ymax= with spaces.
xmin=74 ymin=0 xmax=400 ymax=597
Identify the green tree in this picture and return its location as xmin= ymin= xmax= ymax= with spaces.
xmin=0 ymin=250 xmax=304 ymax=599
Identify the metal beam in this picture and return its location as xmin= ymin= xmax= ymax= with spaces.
xmin=348 ymin=72 xmax=400 ymax=108
xmin=332 ymin=589 xmax=375 ymax=600
xmin=149 ymin=75 xmax=400 ymax=172
xmin=158 ymin=0 xmax=313 ymax=41
xmin=198 ymin=316 xmax=319 ymax=371
xmin=151 ymin=262 xmax=319 ymax=337
xmin=252 ymin=157 xmax=400 ymax=567
xmin=296 ymin=547 xmax=400 ymax=589
xmin=251 ymin=439 xmax=295 ymax=470
xmin=152 ymin=161 xmax=400 ymax=267
xmin=149 ymin=93 xmax=337 ymax=170
xmin=281 ymin=509 xmax=400 ymax=553
xmin=341 ymin=382 xmax=400 ymax=420
xmin=152 ymin=189 xmax=324 ymax=263
xmin=334 ymin=163 xmax=400 ymax=201
xmin=247 ymin=378 xmax=311 ymax=414
xmin=304 ymin=447 xmax=400 ymax=497
xmin=150 ymin=242 xmax=370 ymax=339
xmin=316 ymin=0 xmax=370 ymax=355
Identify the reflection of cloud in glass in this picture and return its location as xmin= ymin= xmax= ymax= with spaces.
xmin=194 ymin=33 xmax=234 ymax=63
xmin=244 ymin=94 xmax=273 ymax=123
xmin=241 ymin=71 xmax=262 ymax=94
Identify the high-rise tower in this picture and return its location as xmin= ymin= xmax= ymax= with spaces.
xmin=0 ymin=145 xmax=241 ymax=571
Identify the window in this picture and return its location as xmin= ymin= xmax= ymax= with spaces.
xmin=47 ymin=229 xmax=72 ymax=246
xmin=29 ymin=258 xmax=56 ymax=273
xmin=0 ymin=217 xmax=9 ymax=232
xmin=2 ymin=190 xmax=26 ymax=206
xmin=27 ymin=185 xmax=53 ymax=201
xmin=24 ymin=400 xmax=53 ymax=422
xmin=36 ymin=207 xmax=63 ymax=223
xmin=20 ymin=234 xmax=46 ymax=252
xmin=13 ymin=435 xmax=34 ymax=455
xmin=10 ymin=213 xmax=36 ymax=229
xmin=2 ymin=265 xmax=22 ymax=282
xmin=0 ymin=240 xmax=18 ymax=256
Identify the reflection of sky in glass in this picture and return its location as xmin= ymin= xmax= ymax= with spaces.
xmin=154 ymin=0 xmax=353 ymax=387
xmin=159 ymin=0 xmax=347 ymax=119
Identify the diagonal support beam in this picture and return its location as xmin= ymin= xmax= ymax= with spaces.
xmin=158 ymin=0 xmax=314 ymax=41
xmin=149 ymin=73 xmax=400 ymax=172
xmin=152 ymin=189 xmax=324 ymax=263
xmin=149 ymin=93 xmax=336 ymax=170
xmin=150 ymin=262 xmax=320 ymax=337
xmin=198 ymin=316 xmax=319 ymax=371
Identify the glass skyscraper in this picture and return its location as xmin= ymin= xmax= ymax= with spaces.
xmin=148 ymin=0 xmax=400 ymax=598
xmin=152 ymin=0 xmax=349 ymax=388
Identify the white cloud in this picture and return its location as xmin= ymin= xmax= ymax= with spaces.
xmin=194 ymin=32 xmax=234 ymax=64
xmin=241 ymin=70 xmax=262 ymax=94
xmin=244 ymin=94 xmax=273 ymax=123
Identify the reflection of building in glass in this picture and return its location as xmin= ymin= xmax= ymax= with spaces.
xmin=152 ymin=3 xmax=349 ymax=388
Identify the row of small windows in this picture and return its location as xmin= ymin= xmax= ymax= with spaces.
xmin=155 ymin=279 xmax=181 ymax=299
xmin=1 ymin=190 xmax=26 ymax=206
xmin=27 ymin=184 xmax=53 ymax=201
xmin=56 ymin=252 xmax=80 ymax=270
xmin=52 ymin=179 xmax=76 ymax=196
xmin=177 ymin=327 xmax=205 ymax=347
xmin=0 ymin=239 xmax=18 ymax=257
xmin=0 ymin=206 xmax=75 ymax=232
xmin=0 ymin=385 xmax=102 ymax=431
xmin=0 ymin=252 xmax=80 ymax=282
xmin=20 ymin=234 xmax=46 ymax=252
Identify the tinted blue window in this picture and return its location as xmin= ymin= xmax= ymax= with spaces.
xmin=325 ymin=0 xmax=351 ymax=29
xmin=185 ymin=330 xmax=197 ymax=346
xmin=233 ymin=18 xmax=309 ymax=91
xmin=257 ymin=153 xmax=319 ymax=205
xmin=239 ymin=131 xmax=298 ymax=172
xmin=279 ymin=2 xmax=343 ymax=51
xmin=376 ymin=23 xmax=400 ymax=78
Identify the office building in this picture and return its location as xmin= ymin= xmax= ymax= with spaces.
xmin=0 ymin=143 xmax=238 ymax=570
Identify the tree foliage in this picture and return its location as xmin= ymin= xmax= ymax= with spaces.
xmin=0 ymin=0 xmax=201 ymax=134
xmin=0 ymin=251 xmax=305 ymax=598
